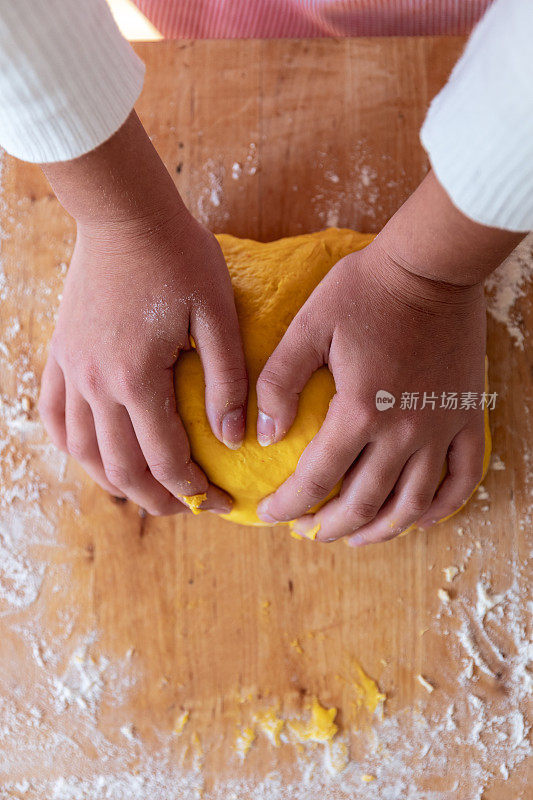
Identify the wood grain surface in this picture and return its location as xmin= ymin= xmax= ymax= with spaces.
xmin=0 ymin=38 xmax=531 ymax=798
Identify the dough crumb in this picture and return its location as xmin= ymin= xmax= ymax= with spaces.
xmin=442 ymin=566 xmax=459 ymax=583
xmin=417 ymin=674 xmax=435 ymax=694
xmin=174 ymin=710 xmax=189 ymax=735
xmin=438 ymin=588 xmax=451 ymax=604
xmin=254 ymin=708 xmax=284 ymax=747
xmin=180 ymin=493 xmax=207 ymax=514
xmin=288 ymin=697 xmax=338 ymax=743
xmin=234 ymin=726 xmax=255 ymax=759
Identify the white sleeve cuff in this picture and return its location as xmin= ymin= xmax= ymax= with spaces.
xmin=0 ymin=0 xmax=145 ymax=163
xmin=421 ymin=0 xmax=533 ymax=233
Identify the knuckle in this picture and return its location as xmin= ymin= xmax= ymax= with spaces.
xmin=402 ymin=491 xmax=433 ymax=517
xmin=395 ymin=414 xmax=424 ymax=446
xmin=333 ymin=398 xmax=374 ymax=437
xmin=112 ymin=366 xmax=145 ymax=403
xmin=149 ymin=460 xmax=179 ymax=485
xmin=345 ymin=498 xmax=381 ymax=523
xmin=104 ymin=463 xmax=137 ymax=489
xmin=356 ymin=410 xmax=378 ymax=437
xmin=257 ymin=367 xmax=290 ymax=396
xmin=298 ymin=475 xmax=331 ymax=502
xmin=78 ymin=363 xmax=105 ymax=399
xmin=209 ymin=370 xmax=248 ymax=396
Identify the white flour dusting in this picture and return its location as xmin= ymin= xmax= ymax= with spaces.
xmin=485 ymin=235 xmax=533 ymax=348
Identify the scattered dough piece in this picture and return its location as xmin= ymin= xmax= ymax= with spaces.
xmin=476 ymin=582 xmax=505 ymax=620
xmin=254 ymin=708 xmax=284 ymax=747
xmin=174 ymin=710 xmax=189 ymax=735
xmin=234 ymin=726 xmax=255 ymax=759
xmin=442 ymin=566 xmax=459 ymax=583
xmin=350 ymin=661 xmax=386 ymax=715
xmin=120 ymin=722 xmax=137 ymax=741
xmin=289 ymin=697 xmax=338 ymax=743
xmin=180 ymin=493 xmax=207 ymax=514
xmin=417 ymin=674 xmax=435 ymax=694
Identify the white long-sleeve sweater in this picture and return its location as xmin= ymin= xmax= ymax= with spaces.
xmin=0 ymin=0 xmax=531 ymax=232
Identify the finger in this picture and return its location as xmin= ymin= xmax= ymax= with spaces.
xmin=346 ymin=447 xmax=446 ymax=547
xmin=416 ymin=423 xmax=485 ymax=530
xmin=257 ymin=394 xmax=369 ymax=523
xmin=92 ymin=400 xmax=189 ymax=516
xmin=289 ymin=440 xmax=407 ymax=542
xmin=64 ymin=384 xmax=126 ymax=498
xmin=256 ymin=309 xmax=330 ymax=447
xmin=38 ymin=355 xmax=68 ymax=451
xmin=124 ymin=369 xmax=232 ymax=513
xmin=191 ymin=305 xmax=248 ymax=450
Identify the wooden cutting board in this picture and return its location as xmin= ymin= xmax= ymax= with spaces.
xmin=0 ymin=38 xmax=530 ymax=798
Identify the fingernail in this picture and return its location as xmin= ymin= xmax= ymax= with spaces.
xmin=289 ymin=518 xmax=321 ymax=541
xmin=209 ymin=503 xmax=232 ymax=515
xmin=258 ymin=511 xmax=278 ymax=524
xmin=222 ymin=407 xmax=245 ymax=450
xmin=257 ymin=500 xmax=277 ymax=524
xmin=257 ymin=411 xmax=275 ymax=447
xmin=347 ymin=534 xmax=363 ymax=548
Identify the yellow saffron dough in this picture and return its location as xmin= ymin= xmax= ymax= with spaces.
xmin=179 ymin=492 xmax=207 ymax=514
xmin=174 ymin=228 xmax=491 ymax=527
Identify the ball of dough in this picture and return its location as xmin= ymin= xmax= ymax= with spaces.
xmin=174 ymin=228 xmax=491 ymax=528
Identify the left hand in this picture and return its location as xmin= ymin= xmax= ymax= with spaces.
xmin=254 ymin=239 xmax=488 ymax=545
xmin=255 ymin=170 xmax=524 ymax=546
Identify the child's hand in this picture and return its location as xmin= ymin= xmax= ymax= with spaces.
xmin=256 ymin=171 xmax=522 ymax=544
xmin=39 ymin=213 xmax=246 ymax=516
xmin=255 ymin=241 xmax=487 ymax=543
xmin=38 ymin=112 xmax=247 ymax=515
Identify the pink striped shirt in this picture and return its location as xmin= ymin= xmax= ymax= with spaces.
xmin=133 ymin=0 xmax=491 ymax=38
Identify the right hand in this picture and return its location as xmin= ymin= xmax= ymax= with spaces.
xmin=39 ymin=208 xmax=247 ymax=517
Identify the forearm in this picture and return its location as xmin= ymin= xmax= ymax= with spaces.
xmin=377 ymin=170 xmax=524 ymax=288
xmin=420 ymin=0 xmax=533 ymax=232
xmin=0 ymin=0 xmax=144 ymax=164
xmin=42 ymin=110 xmax=188 ymax=231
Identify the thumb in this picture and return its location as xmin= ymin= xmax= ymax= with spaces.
xmin=191 ymin=306 xmax=249 ymax=450
xmin=256 ymin=311 xmax=328 ymax=446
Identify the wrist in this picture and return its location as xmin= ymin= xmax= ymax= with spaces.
xmin=42 ymin=110 xmax=185 ymax=230
xmin=365 ymin=237 xmax=485 ymax=317
xmin=378 ymin=170 xmax=523 ymax=288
